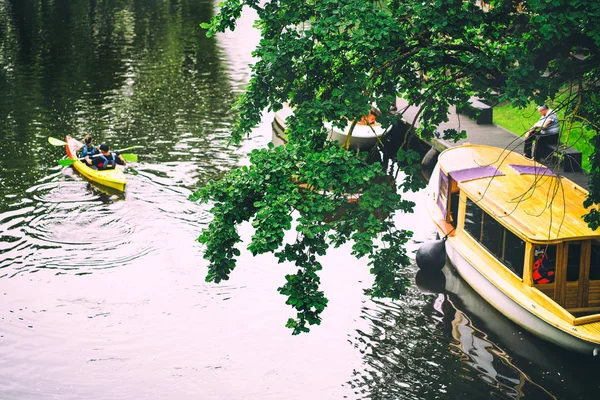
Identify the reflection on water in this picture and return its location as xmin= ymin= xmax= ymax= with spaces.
xmin=1 ymin=0 xmax=600 ymax=399
xmin=443 ymin=295 xmax=555 ymax=400
xmin=345 ymin=260 xmax=600 ymax=399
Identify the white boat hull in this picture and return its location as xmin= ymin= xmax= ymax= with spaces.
xmin=272 ymin=105 xmax=388 ymax=150
xmin=445 ymin=241 xmax=600 ymax=355
xmin=324 ymin=122 xmax=385 ymax=151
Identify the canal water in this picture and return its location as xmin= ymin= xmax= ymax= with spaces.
xmin=0 ymin=1 xmax=599 ymax=399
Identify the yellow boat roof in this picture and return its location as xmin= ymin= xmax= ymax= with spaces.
xmin=438 ymin=144 xmax=598 ymax=243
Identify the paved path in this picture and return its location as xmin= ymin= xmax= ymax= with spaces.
xmin=396 ymin=99 xmax=589 ymax=188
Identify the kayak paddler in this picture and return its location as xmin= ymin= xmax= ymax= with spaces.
xmin=80 ymin=135 xmax=99 ymax=157
xmin=84 ymin=142 xmax=126 ymax=170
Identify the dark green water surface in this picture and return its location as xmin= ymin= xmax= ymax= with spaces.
xmin=0 ymin=1 xmax=599 ymax=399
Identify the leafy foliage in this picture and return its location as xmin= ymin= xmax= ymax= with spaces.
xmin=193 ymin=141 xmax=420 ymax=333
xmin=196 ymin=0 xmax=600 ymax=332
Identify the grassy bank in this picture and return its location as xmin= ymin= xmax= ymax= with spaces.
xmin=493 ymin=102 xmax=594 ymax=171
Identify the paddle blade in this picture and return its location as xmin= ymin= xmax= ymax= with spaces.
xmin=48 ymin=137 xmax=67 ymax=146
xmin=121 ymin=153 xmax=138 ymax=162
xmin=57 ymin=159 xmax=76 ymax=166
xmin=116 ymin=145 xmax=143 ymax=152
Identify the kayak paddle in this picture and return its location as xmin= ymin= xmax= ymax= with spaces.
xmin=48 ymin=137 xmax=143 ymax=153
xmin=113 ymin=145 xmax=143 ymax=152
xmin=58 ymin=153 xmax=138 ymax=167
xmin=48 ymin=137 xmax=67 ymax=146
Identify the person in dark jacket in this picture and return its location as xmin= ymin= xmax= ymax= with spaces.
xmin=84 ymin=142 xmax=126 ymax=170
xmin=80 ymin=135 xmax=99 ymax=157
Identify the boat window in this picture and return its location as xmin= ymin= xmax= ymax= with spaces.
xmin=437 ymin=171 xmax=449 ymax=218
xmin=566 ymin=241 xmax=582 ymax=282
xmin=464 ymin=198 xmax=525 ymax=279
xmin=449 ymin=192 xmax=460 ymax=228
xmin=481 ymin=214 xmax=504 ymax=258
xmin=590 ymin=240 xmax=600 ymax=281
xmin=533 ymin=245 xmax=557 ymax=285
xmin=464 ymin=198 xmax=483 ymax=241
xmin=503 ymin=229 xmax=526 ymax=278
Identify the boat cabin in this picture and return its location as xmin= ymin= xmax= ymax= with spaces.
xmin=433 ymin=145 xmax=600 ymax=326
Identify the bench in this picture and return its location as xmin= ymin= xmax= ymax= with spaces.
xmin=456 ymin=97 xmax=493 ymax=125
xmin=538 ymin=141 xmax=583 ymax=173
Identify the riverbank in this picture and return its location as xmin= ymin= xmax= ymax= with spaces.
xmin=396 ymin=99 xmax=590 ymax=189
xmin=494 ymin=101 xmax=594 ymax=172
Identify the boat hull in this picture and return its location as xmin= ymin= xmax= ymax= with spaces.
xmin=65 ymin=137 xmax=126 ymax=192
xmin=444 ymin=241 xmax=599 ymax=355
xmin=324 ymin=122 xmax=384 ymax=151
xmin=441 ymin=265 xmax=560 ymax=366
xmin=272 ymin=105 xmax=387 ymax=151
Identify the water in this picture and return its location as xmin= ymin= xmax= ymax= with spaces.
xmin=0 ymin=1 xmax=599 ymax=399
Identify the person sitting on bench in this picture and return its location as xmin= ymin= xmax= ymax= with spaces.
xmin=523 ymin=105 xmax=560 ymax=160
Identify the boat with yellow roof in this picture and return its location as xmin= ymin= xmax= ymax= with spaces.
xmin=426 ymin=143 xmax=600 ymax=355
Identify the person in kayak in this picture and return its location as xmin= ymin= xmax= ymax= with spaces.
xmin=80 ymin=135 xmax=99 ymax=157
xmin=84 ymin=142 xmax=126 ymax=170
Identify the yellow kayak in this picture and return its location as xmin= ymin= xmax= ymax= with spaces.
xmin=65 ymin=136 xmax=126 ymax=192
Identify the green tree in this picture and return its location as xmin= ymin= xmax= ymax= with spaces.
xmin=195 ymin=0 xmax=600 ymax=333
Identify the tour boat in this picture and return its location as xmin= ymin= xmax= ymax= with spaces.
xmin=426 ymin=143 xmax=600 ymax=355
xmin=272 ymin=104 xmax=386 ymax=150
xmin=65 ymin=136 xmax=127 ymax=192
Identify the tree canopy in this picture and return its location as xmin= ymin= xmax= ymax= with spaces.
xmin=195 ymin=0 xmax=600 ymax=333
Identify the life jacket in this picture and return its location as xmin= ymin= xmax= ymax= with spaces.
xmin=533 ymin=253 xmax=555 ymax=284
xmin=82 ymin=144 xmax=98 ymax=157
xmin=360 ymin=112 xmax=377 ymax=125
xmin=97 ymin=153 xmax=116 ymax=170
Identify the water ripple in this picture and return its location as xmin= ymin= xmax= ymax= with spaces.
xmin=0 ymin=176 xmax=161 ymax=275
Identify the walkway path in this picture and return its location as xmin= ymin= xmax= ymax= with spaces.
xmin=397 ymin=99 xmax=589 ymax=188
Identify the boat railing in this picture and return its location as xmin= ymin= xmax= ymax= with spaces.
xmin=573 ymin=313 xmax=600 ymax=325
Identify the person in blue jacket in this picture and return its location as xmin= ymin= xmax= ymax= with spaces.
xmin=80 ymin=135 xmax=99 ymax=157
xmin=84 ymin=142 xmax=126 ymax=170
